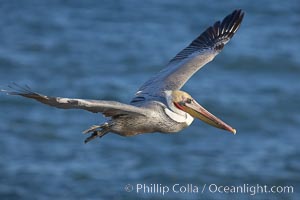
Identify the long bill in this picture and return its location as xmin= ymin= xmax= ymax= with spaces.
xmin=180 ymin=100 xmax=236 ymax=134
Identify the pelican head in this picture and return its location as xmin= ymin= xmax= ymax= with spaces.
xmin=165 ymin=90 xmax=236 ymax=134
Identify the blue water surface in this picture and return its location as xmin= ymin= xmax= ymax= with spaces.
xmin=0 ymin=0 xmax=299 ymax=199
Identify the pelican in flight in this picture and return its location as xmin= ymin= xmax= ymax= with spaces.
xmin=2 ymin=10 xmax=244 ymax=143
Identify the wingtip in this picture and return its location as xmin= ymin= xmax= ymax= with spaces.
xmin=2 ymin=83 xmax=33 ymax=96
xmin=209 ymin=9 xmax=245 ymax=49
xmin=230 ymin=9 xmax=244 ymax=18
xmin=220 ymin=9 xmax=244 ymax=35
xmin=168 ymin=9 xmax=245 ymax=63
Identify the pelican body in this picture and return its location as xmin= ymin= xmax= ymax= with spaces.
xmin=2 ymin=10 xmax=244 ymax=143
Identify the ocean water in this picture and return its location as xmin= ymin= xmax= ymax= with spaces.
xmin=0 ymin=0 xmax=299 ymax=199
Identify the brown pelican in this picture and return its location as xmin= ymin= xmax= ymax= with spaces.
xmin=2 ymin=10 xmax=244 ymax=143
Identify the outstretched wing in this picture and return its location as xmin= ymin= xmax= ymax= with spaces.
xmin=2 ymin=84 xmax=147 ymax=117
xmin=136 ymin=9 xmax=244 ymax=96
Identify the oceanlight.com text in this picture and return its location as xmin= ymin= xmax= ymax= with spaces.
xmin=124 ymin=183 xmax=294 ymax=196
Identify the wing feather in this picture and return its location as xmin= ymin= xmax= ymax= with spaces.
xmin=2 ymin=84 xmax=147 ymax=117
xmin=135 ymin=9 xmax=244 ymax=98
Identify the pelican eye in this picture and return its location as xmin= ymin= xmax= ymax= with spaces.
xmin=178 ymin=101 xmax=185 ymax=106
xmin=186 ymin=98 xmax=192 ymax=104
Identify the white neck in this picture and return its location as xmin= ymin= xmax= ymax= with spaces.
xmin=164 ymin=91 xmax=194 ymax=125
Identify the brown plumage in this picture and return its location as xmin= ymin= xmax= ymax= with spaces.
xmin=2 ymin=10 xmax=244 ymax=143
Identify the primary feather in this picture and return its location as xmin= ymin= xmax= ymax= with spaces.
xmin=135 ymin=9 xmax=244 ymax=98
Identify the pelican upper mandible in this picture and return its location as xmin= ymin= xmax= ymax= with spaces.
xmin=2 ymin=9 xmax=244 ymax=143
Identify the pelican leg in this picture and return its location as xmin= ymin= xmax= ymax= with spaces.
xmin=84 ymin=129 xmax=109 ymax=143
xmin=83 ymin=123 xmax=107 ymax=134
xmin=83 ymin=122 xmax=111 ymax=143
